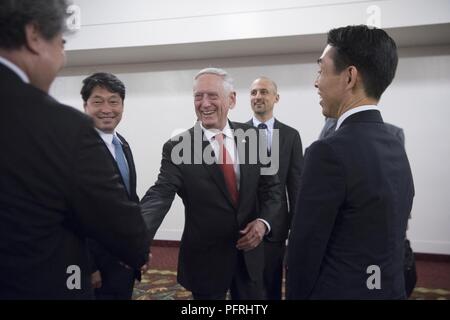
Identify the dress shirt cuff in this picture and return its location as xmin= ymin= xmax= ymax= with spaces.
xmin=257 ymin=218 xmax=271 ymax=235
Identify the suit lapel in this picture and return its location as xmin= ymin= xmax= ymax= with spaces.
xmin=274 ymin=119 xmax=287 ymax=155
xmin=233 ymin=122 xmax=251 ymax=211
xmin=193 ymin=123 xmax=237 ymax=208
xmin=116 ymin=133 xmax=137 ymax=201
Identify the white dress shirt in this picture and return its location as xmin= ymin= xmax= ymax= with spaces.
xmin=252 ymin=116 xmax=275 ymax=150
xmin=0 ymin=56 xmax=29 ymax=83
xmin=200 ymin=122 xmax=270 ymax=233
xmin=336 ymin=105 xmax=380 ymax=131
xmin=201 ymin=122 xmax=240 ymax=189
xmin=94 ymin=128 xmax=129 ymax=167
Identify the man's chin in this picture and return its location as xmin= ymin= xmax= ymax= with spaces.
xmin=98 ymin=125 xmax=114 ymax=133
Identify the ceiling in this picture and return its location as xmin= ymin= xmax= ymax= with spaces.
xmin=65 ymin=23 xmax=450 ymax=67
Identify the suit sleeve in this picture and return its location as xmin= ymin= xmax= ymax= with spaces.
xmin=286 ymin=130 xmax=303 ymax=218
xmin=69 ymin=122 xmax=150 ymax=270
xmin=140 ymin=140 xmax=183 ymax=240
xmin=257 ymin=168 xmax=283 ymax=231
xmin=396 ymin=128 xmax=405 ymax=147
xmin=286 ymin=140 xmax=345 ymax=299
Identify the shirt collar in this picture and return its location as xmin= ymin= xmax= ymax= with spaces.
xmin=336 ymin=105 xmax=380 ymax=131
xmin=252 ymin=116 xmax=275 ymax=130
xmin=0 ymin=56 xmax=30 ymax=83
xmin=95 ymin=128 xmax=120 ymax=145
xmin=200 ymin=121 xmax=233 ymax=142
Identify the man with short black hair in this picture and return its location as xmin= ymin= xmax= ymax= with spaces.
xmin=287 ymin=25 xmax=415 ymax=299
xmin=81 ymin=72 xmax=140 ymax=300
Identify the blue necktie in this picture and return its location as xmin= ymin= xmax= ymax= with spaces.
xmin=112 ymin=136 xmax=130 ymax=195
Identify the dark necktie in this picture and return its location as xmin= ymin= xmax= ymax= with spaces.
xmin=112 ymin=136 xmax=130 ymax=195
xmin=214 ymin=133 xmax=239 ymax=206
xmin=258 ymin=122 xmax=271 ymax=155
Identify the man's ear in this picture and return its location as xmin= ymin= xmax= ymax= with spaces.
xmin=346 ymin=66 xmax=358 ymax=90
xmin=24 ymin=23 xmax=42 ymax=55
xmin=275 ymin=93 xmax=280 ymax=103
xmin=229 ymin=91 xmax=237 ymax=110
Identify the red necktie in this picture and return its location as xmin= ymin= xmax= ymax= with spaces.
xmin=215 ymin=133 xmax=239 ymax=206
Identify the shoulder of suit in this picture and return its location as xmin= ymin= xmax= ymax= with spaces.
xmin=231 ymin=121 xmax=254 ymax=131
xmin=245 ymin=119 xmax=254 ymax=127
xmin=50 ymin=98 xmax=94 ymax=127
xmin=275 ymin=119 xmax=301 ymax=136
xmin=384 ymin=123 xmax=403 ymax=135
xmin=163 ymin=127 xmax=193 ymax=146
xmin=13 ymin=80 xmax=93 ymax=128
xmin=116 ymin=132 xmax=127 ymax=143
xmin=307 ymin=138 xmax=338 ymax=157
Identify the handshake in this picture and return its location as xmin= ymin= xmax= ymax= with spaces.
xmin=91 ymin=250 xmax=152 ymax=290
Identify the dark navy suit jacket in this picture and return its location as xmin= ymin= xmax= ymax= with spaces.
xmin=287 ymin=110 xmax=414 ymax=299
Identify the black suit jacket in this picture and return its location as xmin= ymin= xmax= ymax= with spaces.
xmin=141 ymin=121 xmax=282 ymax=294
xmin=319 ymin=117 xmax=405 ymax=145
xmin=246 ymin=119 xmax=303 ymax=241
xmin=0 ymin=64 xmax=150 ymax=299
xmin=88 ymin=133 xmax=141 ymax=280
xmin=287 ymin=110 xmax=414 ymax=299
xmin=117 ymin=133 xmax=139 ymax=203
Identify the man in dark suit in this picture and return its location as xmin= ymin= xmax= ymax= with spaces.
xmin=287 ymin=25 xmax=415 ymax=299
xmin=319 ymin=117 xmax=417 ymax=298
xmin=0 ymin=0 xmax=150 ymax=299
xmin=141 ymin=68 xmax=282 ymax=300
xmin=81 ymin=72 xmax=140 ymax=300
xmin=246 ymin=77 xmax=303 ymax=300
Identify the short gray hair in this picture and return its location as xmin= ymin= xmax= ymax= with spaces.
xmin=194 ymin=67 xmax=234 ymax=93
xmin=0 ymin=0 xmax=69 ymax=49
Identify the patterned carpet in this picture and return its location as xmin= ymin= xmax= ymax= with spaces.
xmin=133 ymin=268 xmax=450 ymax=300
xmin=133 ymin=269 xmax=191 ymax=300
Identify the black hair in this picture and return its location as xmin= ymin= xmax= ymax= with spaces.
xmin=81 ymin=72 xmax=126 ymax=102
xmin=327 ymin=25 xmax=398 ymax=100
xmin=0 ymin=0 xmax=69 ymax=49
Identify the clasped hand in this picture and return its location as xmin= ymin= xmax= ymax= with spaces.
xmin=236 ymin=219 xmax=266 ymax=251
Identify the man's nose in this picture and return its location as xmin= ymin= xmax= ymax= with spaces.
xmin=99 ymin=104 xmax=113 ymax=113
xmin=199 ymin=94 xmax=212 ymax=105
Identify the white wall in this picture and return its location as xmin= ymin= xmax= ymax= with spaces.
xmin=51 ymin=45 xmax=450 ymax=254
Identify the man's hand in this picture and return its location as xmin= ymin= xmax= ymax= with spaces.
xmin=91 ymin=270 xmax=102 ymax=289
xmin=236 ymin=219 xmax=266 ymax=251
xmin=140 ymin=252 xmax=152 ymax=274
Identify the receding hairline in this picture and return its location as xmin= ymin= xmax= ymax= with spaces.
xmin=251 ymin=76 xmax=278 ymax=93
xmin=193 ymin=67 xmax=234 ymax=93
